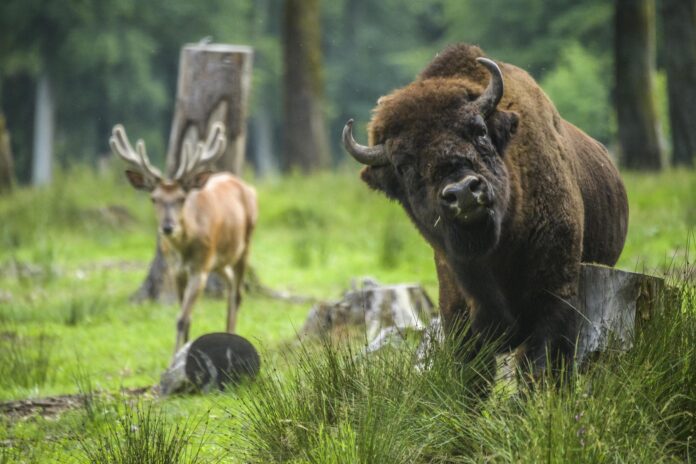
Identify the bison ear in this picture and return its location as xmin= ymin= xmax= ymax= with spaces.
xmin=360 ymin=165 xmax=404 ymax=201
xmin=486 ymin=110 xmax=519 ymax=155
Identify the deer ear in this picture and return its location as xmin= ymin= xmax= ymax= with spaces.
xmin=185 ymin=171 xmax=213 ymax=191
xmin=125 ymin=170 xmax=154 ymax=191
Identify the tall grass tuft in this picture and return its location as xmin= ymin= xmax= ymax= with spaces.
xmin=79 ymin=401 xmax=207 ymax=464
xmin=231 ymin=331 xmax=498 ymax=463
xmin=233 ymin=276 xmax=694 ymax=463
xmin=0 ymin=332 xmax=54 ymax=389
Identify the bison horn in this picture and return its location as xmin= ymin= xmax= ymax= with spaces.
xmin=473 ymin=57 xmax=504 ymax=118
xmin=342 ymin=119 xmax=388 ymax=166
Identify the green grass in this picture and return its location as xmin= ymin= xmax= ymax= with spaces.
xmin=0 ymin=165 xmax=693 ymax=463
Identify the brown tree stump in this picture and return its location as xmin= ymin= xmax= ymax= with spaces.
xmin=132 ymin=43 xmax=253 ymax=303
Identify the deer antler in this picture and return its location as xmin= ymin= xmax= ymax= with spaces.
xmin=174 ymin=123 xmax=227 ymax=181
xmin=109 ymin=125 xmax=163 ymax=182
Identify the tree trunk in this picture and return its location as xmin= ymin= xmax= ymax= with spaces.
xmin=282 ymin=0 xmax=330 ymax=172
xmin=164 ymin=44 xmax=253 ymax=176
xmin=661 ymin=0 xmax=696 ymax=167
xmin=132 ymin=44 xmax=253 ymax=303
xmin=614 ymin=0 xmax=663 ymax=170
xmin=0 ymin=113 xmax=15 ymax=194
xmin=250 ymin=108 xmax=278 ymax=177
xmin=31 ymin=73 xmax=54 ymax=185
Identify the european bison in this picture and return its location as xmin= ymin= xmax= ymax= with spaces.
xmin=343 ymin=44 xmax=628 ymax=383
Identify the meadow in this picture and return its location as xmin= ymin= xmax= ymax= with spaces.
xmin=0 ymin=165 xmax=694 ymax=463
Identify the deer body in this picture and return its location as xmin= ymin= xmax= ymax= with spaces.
xmin=110 ymin=123 xmax=258 ymax=353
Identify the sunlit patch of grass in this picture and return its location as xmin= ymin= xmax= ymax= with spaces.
xmin=619 ymin=168 xmax=695 ymax=273
xmin=232 ymin=275 xmax=694 ymax=463
xmin=0 ymin=165 xmax=693 ymax=462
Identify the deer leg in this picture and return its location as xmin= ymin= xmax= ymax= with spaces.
xmin=175 ymin=271 xmax=187 ymax=303
xmin=174 ymin=271 xmax=208 ymax=353
xmin=222 ymin=266 xmax=238 ymax=333
xmin=233 ymin=253 xmax=249 ymax=308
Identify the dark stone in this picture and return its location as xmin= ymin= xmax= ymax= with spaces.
xmin=184 ymin=333 xmax=260 ymax=392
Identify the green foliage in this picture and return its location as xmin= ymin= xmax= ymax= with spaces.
xmin=233 ymin=285 xmax=696 ymax=463
xmin=0 ymin=0 xmax=679 ymax=176
xmin=0 ymin=166 xmax=693 ymax=462
xmin=232 ymin=332 xmax=498 ymax=463
xmin=79 ymin=401 xmax=207 ymax=464
xmin=0 ymin=331 xmax=54 ymax=390
xmin=0 ymin=0 xmax=252 ymax=180
xmin=440 ymin=0 xmax=612 ymax=77
xmin=541 ymin=42 xmax=613 ymax=144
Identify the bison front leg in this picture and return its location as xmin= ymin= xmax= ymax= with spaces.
xmin=516 ymin=292 xmax=578 ymax=388
xmin=174 ymin=271 xmax=209 ymax=353
xmin=436 ymin=256 xmax=497 ymax=396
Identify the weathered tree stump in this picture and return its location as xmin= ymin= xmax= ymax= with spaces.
xmin=572 ymin=263 xmax=667 ymax=364
xmin=343 ymin=265 xmax=670 ymax=369
xmin=301 ymin=277 xmax=437 ymax=342
xmin=132 ymin=43 xmax=253 ymax=303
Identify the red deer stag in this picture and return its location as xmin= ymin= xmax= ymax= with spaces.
xmin=110 ymin=123 xmax=258 ymax=353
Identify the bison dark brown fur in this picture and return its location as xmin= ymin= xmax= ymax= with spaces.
xmin=344 ymin=44 xmax=629 ymax=384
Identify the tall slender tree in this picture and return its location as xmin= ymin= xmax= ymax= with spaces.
xmin=282 ymin=0 xmax=330 ymax=171
xmin=661 ymin=0 xmax=696 ymax=167
xmin=0 ymin=113 xmax=14 ymax=194
xmin=614 ymin=0 xmax=663 ymax=169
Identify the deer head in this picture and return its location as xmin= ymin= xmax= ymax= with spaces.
xmin=110 ymin=123 xmax=227 ymax=238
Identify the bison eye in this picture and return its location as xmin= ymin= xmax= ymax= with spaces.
xmin=473 ymin=124 xmax=487 ymax=139
xmin=469 ymin=115 xmax=488 ymax=139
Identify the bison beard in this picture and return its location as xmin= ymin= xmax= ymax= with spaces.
xmin=344 ymin=44 xmax=629 ymax=387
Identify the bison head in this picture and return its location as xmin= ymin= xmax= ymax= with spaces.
xmin=344 ymin=58 xmax=519 ymax=258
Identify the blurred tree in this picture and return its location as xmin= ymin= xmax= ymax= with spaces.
xmin=282 ymin=0 xmax=330 ymax=171
xmin=246 ymin=0 xmax=282 ymax=176
xmin=614 ymin=0 xmax=663 ymax=169
xmin=0 ymin=0 xmax=252 ymax=183
xmin=323 ymin=0 xmax=446 ymax=160
xmin=542 ymin=42 xmax=613 ymax=145
xmin=660 ymin=0 xmax=696 ymax=167
xmin=428 ymin=0 xmax=617 ymax=144
xmin=0 ymin=113 xmax=15 ymax=194
xmin=440 ymin=0 xmax=612 ymax=77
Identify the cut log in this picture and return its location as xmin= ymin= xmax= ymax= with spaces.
xmin=132 ymin=43 xmax=253 ymax=303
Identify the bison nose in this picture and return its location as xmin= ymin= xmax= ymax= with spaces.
xmin=162 ymin=224 xmax=174 ymax=235
xmin=440 ymin=176 xmax=484 ymax=212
